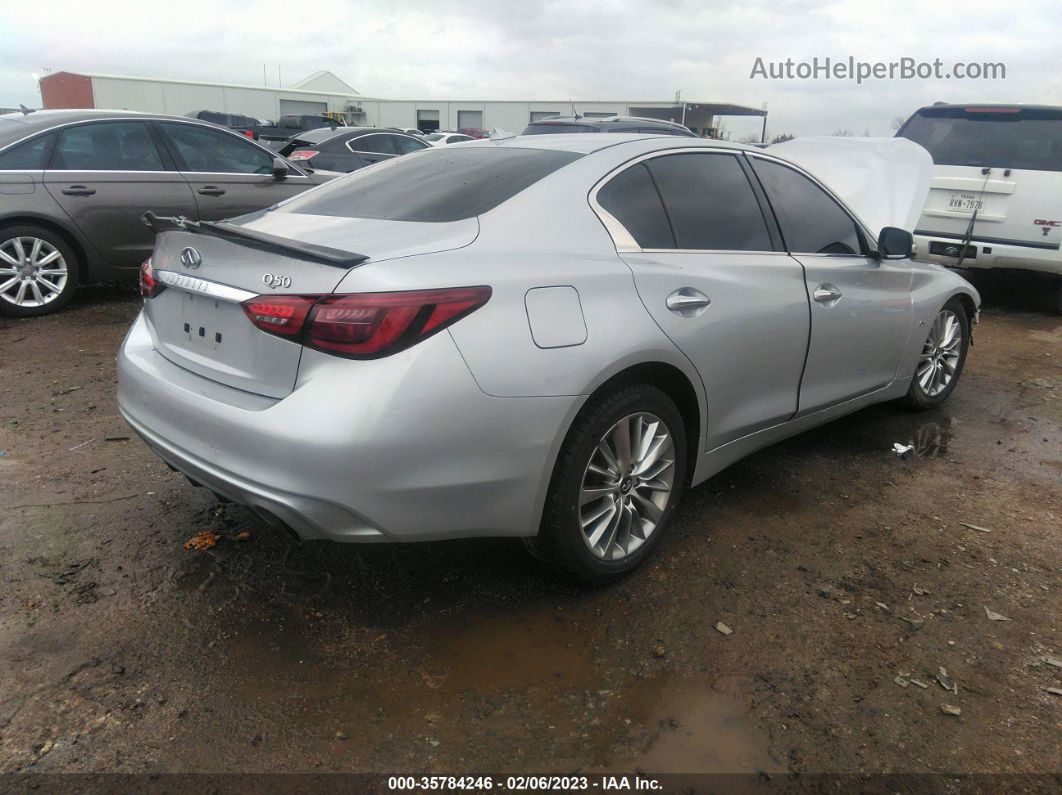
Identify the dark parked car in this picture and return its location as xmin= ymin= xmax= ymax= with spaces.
xmin=252 ymin=114 xmax=345 ymax=144
xmin=522 ymin=115 xmax=696 ymax=137
xmin=0 ymin=110 xmax=335 ymax=316
xmin=279 ymin=127 xmax=430 ymax=172
xmin=185 ymin=110 xmax=260 ymax=137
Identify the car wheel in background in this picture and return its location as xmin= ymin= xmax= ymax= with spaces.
xmin=901 ymin=297 xmax=970 ymax=410
xmin=527 ymin=383 xmax=687 ymax=584
xmin=0 ymin=225 xmax=79 ymax=317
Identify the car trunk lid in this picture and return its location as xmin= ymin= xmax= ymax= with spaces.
xmin=142 ymin=213 xmax=479 ymax=398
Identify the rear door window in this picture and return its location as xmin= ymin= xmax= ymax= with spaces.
xmin=159 ymin=122 xmax=274 ymax=174
xmin=898 ymin=107 xmax=1062 ymax=171
xmin=0 ymin=133 xmax=53 ymax=170
xmin=352 ymin=134 xmax=397 ymax=155
xmin=52 ymin=122 xmax=165 ymax=171
xmin=749 ymin=158 xmax=865 ymax=255
xmin=646 ymin=152 xmax=773 ymax=251
xmin=281 ymin=147 xmax=582 ymax=222
xmin=596 ymin=162 xmax=675 ymax=248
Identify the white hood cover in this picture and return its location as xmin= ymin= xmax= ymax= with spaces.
xmin=767 ymin=137 xmax=933 ymax=239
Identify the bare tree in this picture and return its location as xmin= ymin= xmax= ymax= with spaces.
xmin=831 ymin=128 xmax=855 ymax=137
xmin=890 ymin=115 xmax=907 ymax=131
xmin=771 ymin=133 xmax=795 ymax=144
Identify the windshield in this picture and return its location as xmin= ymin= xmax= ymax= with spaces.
xmin=279 ymin=146 xmax=583 ymax=222
xmin=898 ymin=107 xmax=1062 ymax=172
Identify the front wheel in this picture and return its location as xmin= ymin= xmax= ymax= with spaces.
xmin=527 ymin=383 xmax=687 ymax=584
xmin=0 ymin=225 xmax=79 ymax=317
xmin=901 ymin=298 xmax=970 ymax=410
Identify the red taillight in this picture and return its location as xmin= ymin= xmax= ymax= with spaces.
xmin=241 ymin=295 xmax=317 ymax=337
xmin=240 ymin=287 xmax=491 ymax=358
xmin=287 ymin=149 xmax=319 ymax=161
xmin=139 ymin=257 xmax=162 ymax=298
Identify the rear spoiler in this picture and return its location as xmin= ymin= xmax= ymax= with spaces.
xmin=142 ymin=212 xmax=369 ymax=268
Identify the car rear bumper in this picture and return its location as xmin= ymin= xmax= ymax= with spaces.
xmin=914 ymin=233 xmax=1062 ymax=276
xmin=117 ymin=311 xmax=580 ymax=542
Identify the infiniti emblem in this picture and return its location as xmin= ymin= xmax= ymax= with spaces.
xmin=180 ymin=247 xmax=202 ymax=269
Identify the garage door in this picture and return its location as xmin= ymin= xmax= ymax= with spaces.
xmin=279 ymin=99 xmax=328 ymax=117
xmin=417 ymin=110 xmax=440 ymax=133
xmin=457 ymin=110 xmax=483 ymax=130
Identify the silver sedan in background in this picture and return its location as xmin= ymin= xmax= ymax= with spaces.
xmin=117 ymin=134 xmax=979 ymax=582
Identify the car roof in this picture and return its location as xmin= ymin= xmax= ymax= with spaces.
xmin=917 ymin=103 xmax=1062 ymax=112
xmin=529 ymin=115 xmax=693 ymax=132
xmin=479 ymin=132 xmax=756 ymax=156
xmin=0 ymin=108 xmax=234 ymax=145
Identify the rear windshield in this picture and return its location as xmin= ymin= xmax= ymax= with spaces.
xmin=898 ymin=107 xmax=1062 ymax=172
xmin=280 ymin=147 xmax=583 ymax=222
xmin=292 ymin=127 xmax=343 ymax=144
xmin=523 ymin=123 xmax=595 ymax=134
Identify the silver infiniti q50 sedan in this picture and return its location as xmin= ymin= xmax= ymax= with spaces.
xmin=117 ymin=134 xmax=980 ymax=582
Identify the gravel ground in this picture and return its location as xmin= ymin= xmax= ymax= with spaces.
xmin=0 ymin=274 xmax=1059 ymax=782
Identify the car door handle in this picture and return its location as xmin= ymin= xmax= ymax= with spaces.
xmin=666 ymin=288 xmax=711 ymax=317
xmin=197 ymin=187 xmax=226 ymax=196
xmin=813 ymin=284 xmax=843 ymax=303
xmin=61 ymin=185 xmax=95 ymax=196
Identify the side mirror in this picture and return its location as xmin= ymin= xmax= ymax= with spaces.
xmin=272 ymin=157 xmax=289 ymax=180
xmin=877 ymin=226 xmax=915 ymax=259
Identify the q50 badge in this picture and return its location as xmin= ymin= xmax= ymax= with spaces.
xmin=262 ymin=273 xmax=292 ymax=289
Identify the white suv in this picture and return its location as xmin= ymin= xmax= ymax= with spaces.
xmin=897 ymin=104 xmax=1062 ymax=311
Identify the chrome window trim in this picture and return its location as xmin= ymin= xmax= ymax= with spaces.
xmin=155 ymin=270 xmax=257 ymax=303
xmin=635 ymin=249 xmax=794 ymax=256
xmin=589 ymin=146 xmax=770 ymax=254
xmin=41 ymin=170 xmax=189 ymax=176
xmin=179 ymin=171 xmax=310 ymax=180
xmin=345 ymin=133 xmax=398 ymax=157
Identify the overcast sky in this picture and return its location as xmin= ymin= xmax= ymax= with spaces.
xmin=2 ymin=0 xmax=1058 ymax=138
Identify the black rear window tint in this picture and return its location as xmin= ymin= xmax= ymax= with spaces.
xmin=0 ymin=132 xmax=53 ymax=170
xmin=597 ymin=162 xmax=674 ymax=248
xmin=898 ymin=107 xmax=1062 ymax=172
xmin=281 ymin=147 xmax=583 ymax=222
xmin=648 ymin=153 xmax=773 ymax=251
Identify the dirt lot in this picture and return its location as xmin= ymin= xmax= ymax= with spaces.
xmin=0 ymin=275 xmax=1059 ymax=783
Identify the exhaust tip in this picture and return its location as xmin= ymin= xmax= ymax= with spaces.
xmin=251 ymin=506 xmax=302 ymax=543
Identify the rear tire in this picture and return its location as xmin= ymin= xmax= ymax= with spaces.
xmin=900 ymin=297 xmax=970 ymax=410
xmin=0 ymin=224 xmax=80 ymax=317
xmin=527 ymin=382 xmax=687 ymax=584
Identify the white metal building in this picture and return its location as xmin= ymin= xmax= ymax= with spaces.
xmin=38 ymin=70 xmax=766 ymax=138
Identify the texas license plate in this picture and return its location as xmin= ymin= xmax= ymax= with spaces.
xmin=947 ymin=192 xmax=983 ymax=212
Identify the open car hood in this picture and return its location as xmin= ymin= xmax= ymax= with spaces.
xmin=768 ymin=137 xmax=933 ymax=238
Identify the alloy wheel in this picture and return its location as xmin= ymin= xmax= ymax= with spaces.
xmin=916 ymin=309 xmax=962 ymax=397
xmin=0 ymin=236 xmax=69 ymax=308
xmin=578 ymin=411 xmax=676 ymax=561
